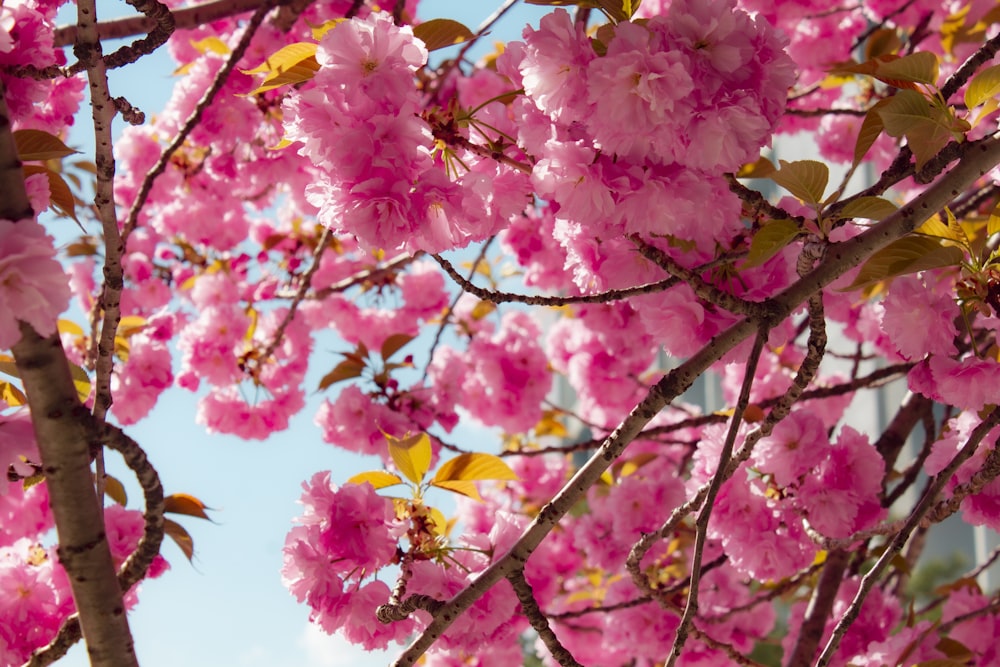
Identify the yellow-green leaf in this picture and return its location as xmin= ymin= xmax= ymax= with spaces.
xmin=988 ymin=202 xmax=1000 ymax=237
xmin=102 ymin=474 xmax=128 ymax=506
xmin=13 ymin=129 xmax=79 ymax=161
xmin=387 ymin=432 xmax=433 ymax=486
xmin=57 ymin=319 xmax=84 ymax=336
xmin=0 ymin=354 xmax=18 ymax=378
xmin=243 ymin=42 xmax=317 ymax=75
xmin=535 ymin=411 xmax=567 ymax=438
xmin=164 ymin=518 xmax=195 ymax=562
xmin=164 ymin=493 xmax=214 ymax=520
xmin=117 ymin=315 xmax=147 ymax=337
xmin=347 ymin=470 xmax=404 ymax=489
xmin=840 ymin=236 xmax=965 ymax=291
xmin=310 ymin=18 xmax=345 ymax=41
xmin=431 ymin=452 xmax=518 ymax=484
xmin=191 ymin=36 xmax=230 ymax=55
xmin=769 ymin=159 xmax=829 ymax=207
xmin=917 ymin=208 xmax=967 ymax=245
xmin=0 ymin=381 xmax=26 ymax=407
xmin=380 ymin=333 xmax=414 ymax=361
xmin=413 ymin=18 xmax=474 ymax=52
xmin=430 ymin=479 xmax=482 ymax=502
xmin=743 ymin=218 xmax=800 ymax=269
xmin=874 ymin=51 xmax=939 ymax=86
xmin=864 ymin=28 xmax=902 ymax=61
xmin=837 ymin=196 xmax=899 ymax=221
xmin=427 ymin=505 xmax=449 ymax=535
xmin=69 ymin=362 xmax=91 ymax=403
xmin=965 ymin=63 xmax=1000 ymax=110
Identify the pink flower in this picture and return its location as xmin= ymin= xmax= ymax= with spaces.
xmin=0 ymin=218 xmax=71 ymax=348
xmin=881 ymin=275 xmax=959 ymax=360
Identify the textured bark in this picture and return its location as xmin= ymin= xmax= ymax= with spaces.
xmin=1 ymin=83 xmax=138 ymax=667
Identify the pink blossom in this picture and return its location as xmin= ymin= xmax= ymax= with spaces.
xmin=752 ymin=410 xmax=829 ymax=488
xmin=0 ymin=218 xmax=71 ymax=348
xmin=881 ymin=274 xmax=959 ymax=360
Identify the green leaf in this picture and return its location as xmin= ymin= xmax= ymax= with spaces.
xmin=878 ymin=90 xmax=960 ymax=169
xmin=380 ymin=333 xmax=414 ymax=361
xmin=965 ymin=63 xmax=1000 ymax=109
xmin=164 ymin=518 xmax=195 ymax=562
xmin=873 ymin=51 xmax=939 ymax=86
xmin=413 ymin=18 xmax=474 ymax=52
xmin=13 ymin=129 xmax=79 ymax=161
xmin=769 ymin=159 xmax=829 ymax=207
xmin=431 ymin=452 xmax=518 ymax=484
xmin=840 ymin=236 xmax=965 ymax=291
xmin=317 ymin=358 xmax=365 ymax=391
xmin=347 ymin=470 xmax=404 ymax=489
xmin=743 ymin=218 xmax=800 ymax=269
xmin=102 ymin=474 xmax=128 ymax=506
xmin=853 ymin=100 xmax=889 ymax=168
xmin=387 ymin=432 xmax=433 ymax=486
xmin=164 ymin=493 xmax=214 ymax=521
xmin=837 ymin=196 xmax=899 ymax=221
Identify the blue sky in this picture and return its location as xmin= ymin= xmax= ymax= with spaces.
xmin=51 ymin=1 xmax=551 ymax=666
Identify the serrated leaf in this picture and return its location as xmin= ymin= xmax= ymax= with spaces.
xmin=247 ymin=56 xmax=320 ymax=95
xmin=743 ymin=218 xmax=800 ymax=269
xmin=988 ymin=202 xmax=1000 ymax=237
xmin=164 ymin=493 xmax=214 ymax=521
xmin=317 ymin=358 xmax=365 ymax=391
xmin=431 ymin=452 xmax=518 ymax=484
xmin=917 ymin=208 xmax=967 ymax=244
xmin=770 ymin=159 xmax=829 ymax=207
xmin=413 ymin=18 xmax=474 ymax=52
xmin=13 ymin=129 xmax=79 ymax=161
xmin=114 ymin=336 xmax=130 ymax=363
xmin=242 ymin=42 xmax=317 ymax=75
xmin=874 ymin=51 xmax=939 ymax=86
xmin=430 ymin=479 xmax=482 ymax=502
xmin=57 ymin=319 xmax=84 ymax=336
xmin=878 ymin=90 xmax=958 ymax=169
xmin=23 ymin=165 xmax=80 ymax=225
xmin=837 ymin=196 xmax=899 ymax=220
xmin=68 ymin=362 xmax=91 ymax=403
xmin=102 ymin=474 xmax=128 ymax=506
xmin=840 ymin=236 xmax=965 ymax=291
xmin=965 ymin=64 xmax=1000 ymax=109
xmin=387 ymin=432 xmax=432 ymax=486
xmin=380 ymin=333 xmax=414 ymax=361
xmin=853 ymin=101 xmax=889 ymax=168
xmin=0 ymin=381 xmax=26 ymax=407
xmin=164 ymin=518 xmax=195 ymax=562
xmin=735 ymin=156 xmax=775 ymax=179
xmin=347 ymin=470 xmax=404 ymax=489
xmin=310 ymin=18 xmax=345 ymax=41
